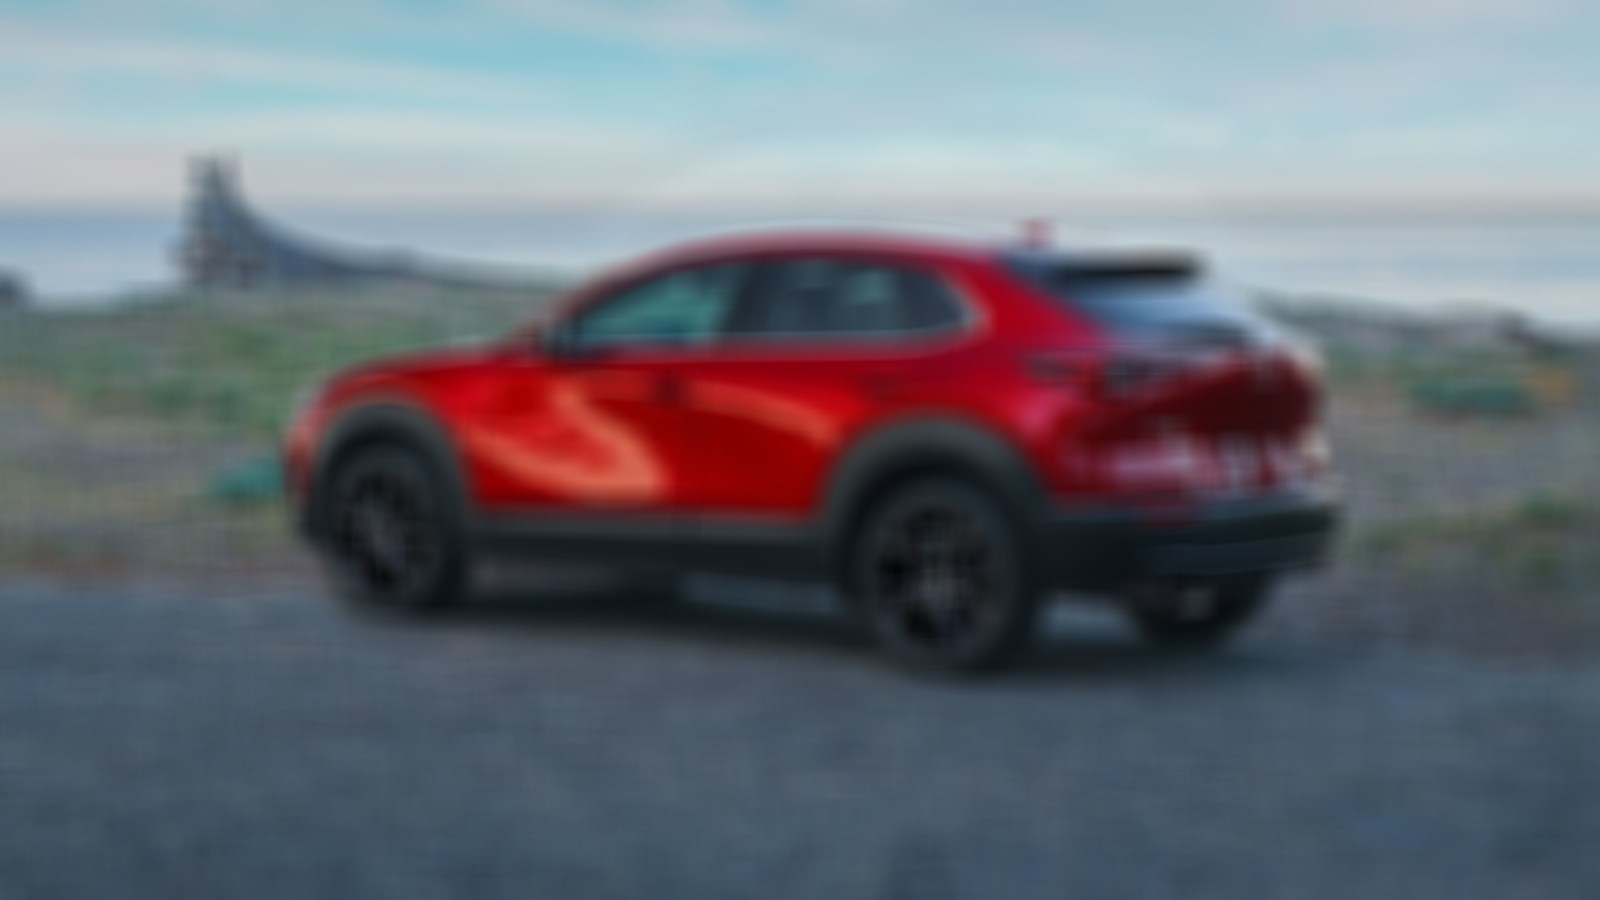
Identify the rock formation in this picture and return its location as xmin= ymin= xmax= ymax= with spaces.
xmin=0 ymin=270 xmax=28 ymax=310
xmin=174 ymin=157 xmax=526 ymax=293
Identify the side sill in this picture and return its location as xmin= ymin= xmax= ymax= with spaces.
xmin=468 ymin=515 xmax=828 ymax=581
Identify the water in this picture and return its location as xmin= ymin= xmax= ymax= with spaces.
xmin=3 ymin=208 xmax=1599 ymax=326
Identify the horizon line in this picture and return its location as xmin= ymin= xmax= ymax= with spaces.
xmin=11 ymin=190 xmax=1600 ymax=220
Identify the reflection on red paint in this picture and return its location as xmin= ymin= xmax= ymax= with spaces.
xmin=463 ymin=382 xmax=665 ymax=504
xmin=688 ymin=381 xmax=838 ymax=448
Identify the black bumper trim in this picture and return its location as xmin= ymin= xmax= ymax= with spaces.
xmin=1146 ymin=532 xmax=1333 ymax=576
xmin=1039 ymin=491 xmax=1340 ymax=591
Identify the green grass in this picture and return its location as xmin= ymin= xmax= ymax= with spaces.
xmin=1351 ymin=491 xmax=1600 ymax=597
xmin=0 ymin=285 xmax=557 ymax=440
xmin=1406 ymin=375 xmax=1537 ymax=417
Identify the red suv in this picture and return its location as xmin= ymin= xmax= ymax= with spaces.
xmin=284 ymin=231 xmax=1339 ymax=671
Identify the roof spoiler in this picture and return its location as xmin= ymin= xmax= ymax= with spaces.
xmin=1062 ymin=251 xmax=1203 ymax=279
xmin=1015 ymin=249 xmax=1205 ymax=279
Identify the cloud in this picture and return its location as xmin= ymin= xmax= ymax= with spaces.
xmin=486 ymin=0 xmax=1144 ymax=74
xmin=486 ymin=0 xmax=787 ymax=52
xmin=1269 ymin=0 xmax=1574 ymax=31
xmin=0 ymin=17 xmax=543 ymax=105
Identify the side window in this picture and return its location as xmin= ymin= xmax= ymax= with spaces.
xmin=727 ymin=259 xmax=965 ymax=338
xmin=832 ymin=266 xmax=902 ymax=332
xmin=569 ymin=264 xmax=749 ymax=349
xmin=901 ymin=270 xmax=965 ymax=330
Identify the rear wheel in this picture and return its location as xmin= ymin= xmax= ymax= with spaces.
xmin=851 ymin=479 xmax=1039 ymax=673
xmin=1122 ymin=573 xmax=1273 ymax=649
xmin=319 ymin=445 xmax=468 ymax=612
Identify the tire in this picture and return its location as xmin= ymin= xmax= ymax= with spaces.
xmin=850 ymin=478 xmax=1040 ymax=673
xmin=1122 ymin=573 xmax=1273 ymax=650
xmin=317 ymin=444 xmax=469 ymax=613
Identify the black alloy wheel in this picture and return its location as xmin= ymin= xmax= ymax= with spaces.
xmin=322 ymin=446 xmax=466 ymax=612
xmin=855 ymin=479 xmax=1039 ymax=673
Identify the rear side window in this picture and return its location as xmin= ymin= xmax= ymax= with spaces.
xmin=726 ymin=258 xmax=964 ymax=338
xmin=1007 ymin=252 xmax=1265 ymax=339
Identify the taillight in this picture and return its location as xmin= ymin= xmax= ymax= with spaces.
xmin=1023 ymin=352 xmax=1100 ymax=388
xmin=1102 ymin=357 xmax=1195 ymax=397
xmin=1024 ymin=351 xmax=1201 ymax=398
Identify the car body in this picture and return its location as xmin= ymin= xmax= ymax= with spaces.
xmin=285 ymin=230 xmax=1339 ymax=671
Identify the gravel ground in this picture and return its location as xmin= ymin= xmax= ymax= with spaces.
xmin=1325 ymin=386 xmax=1600 ymax=525
xmin=2 ymin=574 xmax=1597 ymax=900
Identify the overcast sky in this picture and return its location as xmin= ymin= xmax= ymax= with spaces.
xmin=2 ymin=0 xmax=1595 ymax=210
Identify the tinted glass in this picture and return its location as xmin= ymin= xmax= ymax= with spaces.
xmin=727 ymin=259 xmax=962 ymax=337
xmin=902 ymin=269 xmax=965 ymax=330
xmin=572 ymin=264 xmax=750 ymax=348
xmin=1006 ymin=252 xmax=1269 ymax=342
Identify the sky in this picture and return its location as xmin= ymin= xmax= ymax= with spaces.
xmin=2 ymin=0 xmax=1597 ymax=212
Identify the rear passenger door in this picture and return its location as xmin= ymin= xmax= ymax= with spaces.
xmin=677 ymin=256 xmax=970 ymax=524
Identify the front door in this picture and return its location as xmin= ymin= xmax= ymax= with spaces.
xmin=467 ymin=263 xmax=752 ymax=548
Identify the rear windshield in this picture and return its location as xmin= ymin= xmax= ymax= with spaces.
xmin=1006 ymin=252 xmax=1263 ymax=335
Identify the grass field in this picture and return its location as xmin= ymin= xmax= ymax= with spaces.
xmin=0 ymin=285 xmax=550 ymax=441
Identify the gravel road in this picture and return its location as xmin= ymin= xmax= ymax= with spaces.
xmin=2 ymin=574 xmax=1597 ymax=900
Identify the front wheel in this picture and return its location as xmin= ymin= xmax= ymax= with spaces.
xmin=1122 ymin=573 xmax=1273 ymax=649
xmin=851 ymin=479 xmax=1040 ymax=674
xmin=318 ymin=445 xmax=469 ymax=613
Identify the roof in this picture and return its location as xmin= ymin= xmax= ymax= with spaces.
xmin=625 ymin=229 xmax=1003 ymax=272
xmin=567 ymin=227 xmax=1209 ymax=300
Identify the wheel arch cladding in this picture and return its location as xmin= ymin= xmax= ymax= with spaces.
xmin=308 ymin=401 xmax=470 ymax=540
xmin=822 ymin=417 xmax=1046 ymax=580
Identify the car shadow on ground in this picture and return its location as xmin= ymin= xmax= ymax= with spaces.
xmin=426 ymin=581 xmax=876 ymax=667
xmin=391 ymin=568 xmax=1321 ymax=686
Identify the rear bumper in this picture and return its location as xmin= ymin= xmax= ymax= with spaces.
xmin=1038 ymin=490 xmax=1340 ymax=592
